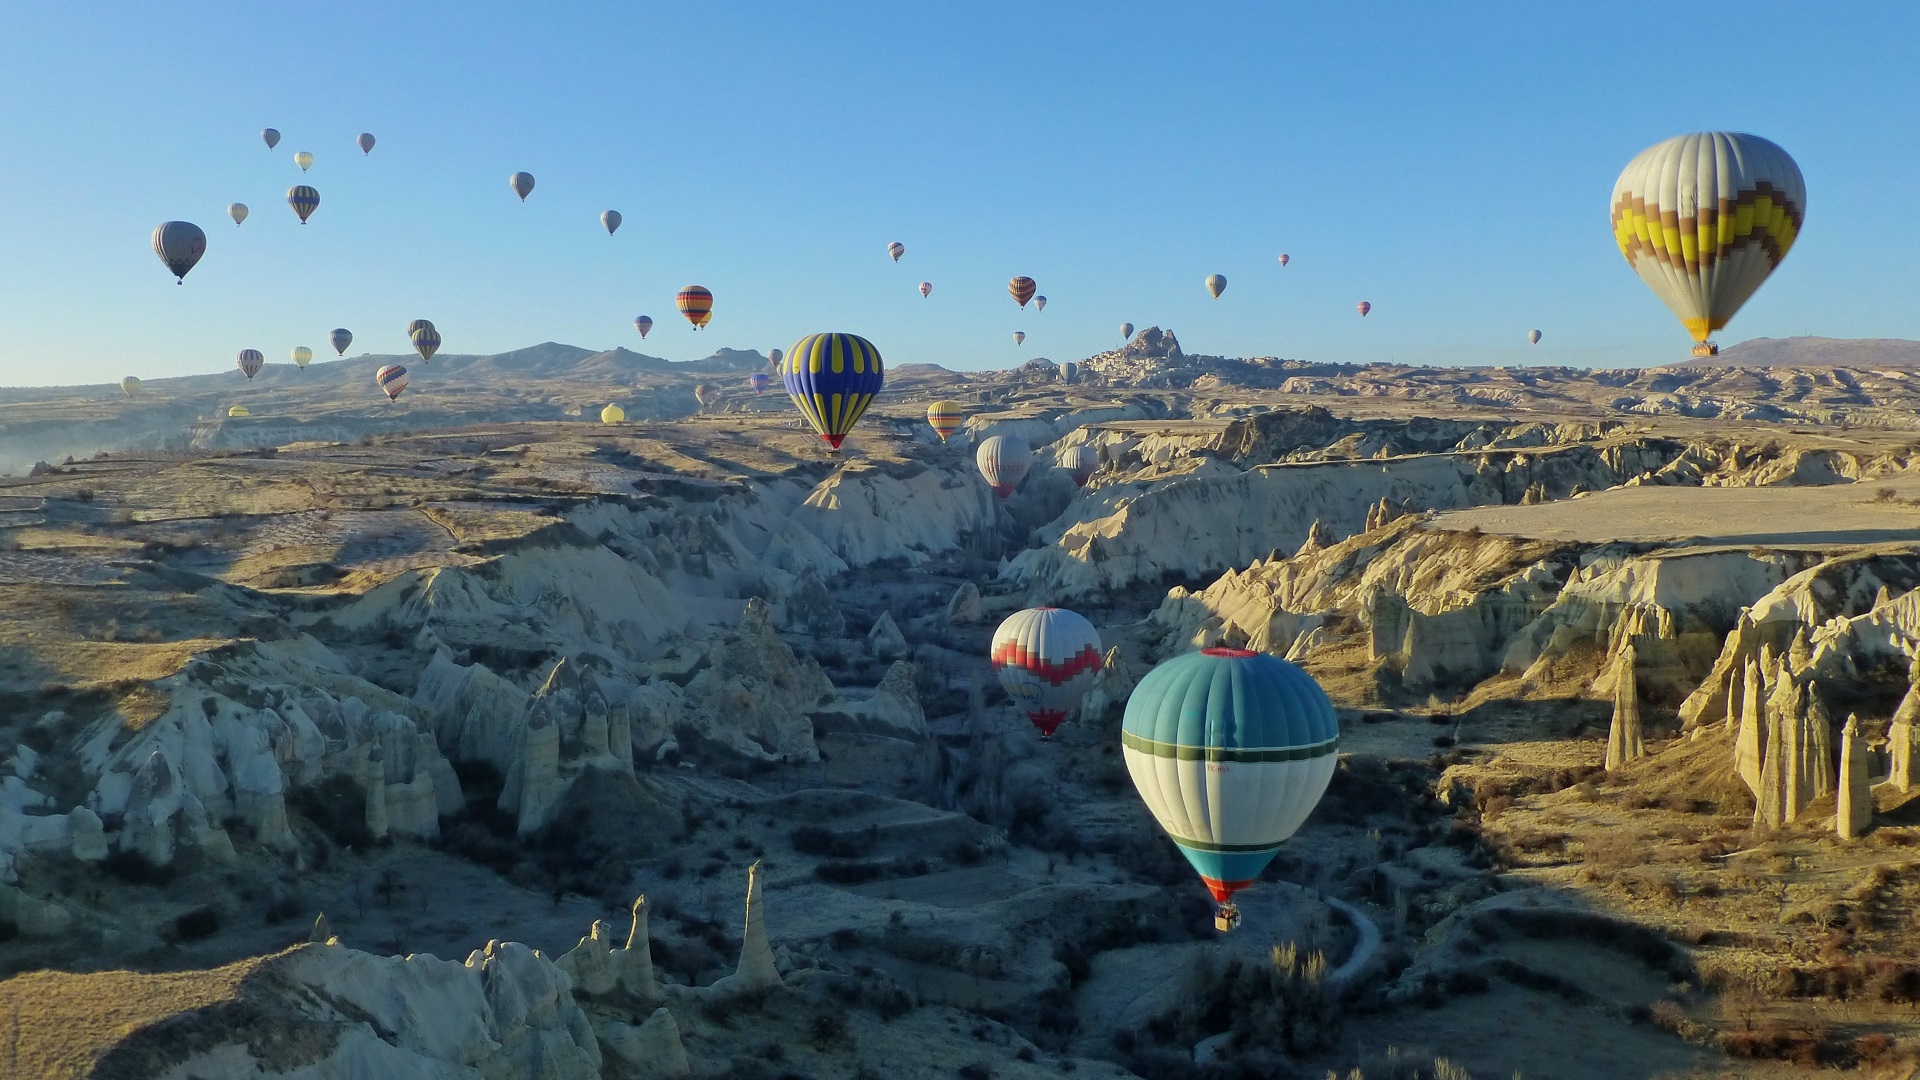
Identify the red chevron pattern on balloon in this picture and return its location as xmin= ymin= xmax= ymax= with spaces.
xmin=989 ymin=642 xmax=1103 ymax=686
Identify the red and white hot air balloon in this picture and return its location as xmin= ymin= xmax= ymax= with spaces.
xmin=990 ymin=607 xmax=1104 ymax=738
xmin=1057 ymin=444 xmax=1099 ymax=487
xmin=976 ymin=434 xmax=1030 ymax=499
xmin=887 ymin=241 xmax=905 ymax=262
xmin=919 ymin=281 xmax=932 ymax=298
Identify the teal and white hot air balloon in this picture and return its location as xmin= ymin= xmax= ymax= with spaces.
xmin=1122 ymin=647 xmax=1339 ymax=931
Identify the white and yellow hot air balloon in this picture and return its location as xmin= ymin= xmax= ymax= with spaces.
xmin=1610 ymin=132 xmax=1805 ymax=359
xmin=290 ymin=346 xmax=312 ymax=368
xmin=120 ymin=376 xmax=141 ymax=398
xmin=601 ymin=403 xmax=626 ymax=424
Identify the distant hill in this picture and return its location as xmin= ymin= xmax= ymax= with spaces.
xmin=1686 ymin=337 xmax=1920 ymax=368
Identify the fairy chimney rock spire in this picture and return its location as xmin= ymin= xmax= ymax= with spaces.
xmin=733 ymin=860 xmax=782 ymax=992
xmin=1838 ymin=714 xmax=1871 ymax=840
xmin=1605 ymin=644 xmax=1645 ymax=771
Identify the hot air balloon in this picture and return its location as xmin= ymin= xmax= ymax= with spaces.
xmin=976 ymin=434 xmax=1030 ymax=499
xmin=750 ymin=372 xmax=772 ymax=394
xmin=1356 ymin=301 xmax=1371 ymax=317
xmin=330 ymin=328 xmax=353 ymax=356
xmin=291 ymin=346 xmax=312 ymax=368
xmin=509 ymin=171 xmax=535 ymax=200
xmin=236 ymin=349 xmax=264 ymax=380
xmin=634 ymin=315 xmax=654 ymax=339
xmin=1122 ymin=648 xmax=1339 ymax=931
xmin=227 ymin=404 xmax=251 ymax=417
xmin=1206 ymin=274 xmax=1227 ymax=299
xmin=1277 ymin=254 xmax=1290 ymax=267
xmin=293 ymin=151 xmax=314 ymax=171
xmin=768 ymin=347 xmax=783 ymax=368
xmin=1013 ymin=332 xmax=1026 ymax=345
xmin=601 ymin=404 xmax=625 ymax=424
xmin=676 ymin=286 xmax=714 ymax=329
xmin=262 ymin=128 xmax=281 ymax=150
xmin=1058 ymin=444 xmax=1099 ymax=487
xmin=1035 ymin=296 xmax=1048 ymax=312
xmin=287 ymin=185 xmax=319 ymax=224
xmin=694 ymin=383 xmax=718 ymax=407
xmin=887 ymin=241 xmax=905 ymax=262
xmin=991 ymin=608 xmax=1104 ymax=739
xmin=1120 ymin=322 xmax=1134 ymax=341
xmin=1611 ymin=131 xmax=1805 ymax=358
xmin=120 ymin=376 xmax=141 ymax=398
xmin=228 ymin=203 xmax=248 ymax=226
xmin=407 ymin=319 xmax=431 ymax=337
xmin=601 ymin=210 xmax=623 ymax=235
xmin=151 ymin=221 xmax=207 ymax=283
xmin=411 ymin=323 xmax=440 ymax=363
xmin=926 ymin=401 xmax=964 ymax=442
xmin=1528 ymin=329 xmax=1543 ymax=345
xmin=357 ymin=133 xmax=375 ymax=155
xmin=375 ymin=364 xmax=410 ymax=402
xmin=783 ymin=332 xmax=885 ymax=453
xmin=1009 ymin=276 xmax=1037 ymax=308
xmin=919 ymin=281 xmax=932 ymax=298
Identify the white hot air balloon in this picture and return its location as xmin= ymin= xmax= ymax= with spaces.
xmin=990 ymin=607 xmax=1104 ymax=738
xmin=1057 ymin=444 xmax=1099 ymax=487
xmin=976 ymin=434 xmax=1030 ymax=500
xmin=227 ymin=203 xmax=248 ymax=226
xmin=293 ymin=150 xmax=314 ymax=171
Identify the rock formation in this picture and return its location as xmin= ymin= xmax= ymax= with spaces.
xmin=1735 ymin=657 xmax=1765 ymax=796
xmin=556 ymin=894 xmax=661 ymax=1002
xmin=1885 ymin=669 xmax=1919 ymax=793
xmin=868 ymin=611 xmax=910 ymax=659
xmin=1838 ymin=714 xmax=1870 ymax=839
xmin=1605 ymin=644 xmax=1644 ymax=771
xmin=710 ymin=860 xmax=781 ymax=996
xmin=947 ymin=581 xmax=983 ymax=625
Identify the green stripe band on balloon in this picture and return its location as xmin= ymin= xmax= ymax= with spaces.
xmin=1121 ymin=729 xmax=1339 ymax=763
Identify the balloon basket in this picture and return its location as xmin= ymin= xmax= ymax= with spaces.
xmin=1691 ymin=342 xmax=1719 ymax=359
xmin=1214 ymin=903 xmax=1242 ymax=933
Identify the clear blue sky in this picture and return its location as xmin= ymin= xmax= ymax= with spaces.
xmin=2 ymin=1 xmax=1916 ymax=387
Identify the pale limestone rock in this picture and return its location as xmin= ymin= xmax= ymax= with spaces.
xmin=868 ymin=611 xmax=910 ymax=660
xmin=946 ymin=581 xmax=983 ymax=625
xmin=0 ymin=885 xmax=71 ymax=937
xmin=413 ymin=650 xmax=532 ymax=770
xmin=711 ymin=860 xmax=781 ymax=996
xmin=782 ymin=567 xmax=845 ymax=636
xmin=1735 ymin=658 xmax=1765 ymax=796
xmin=120 ymin=749 xmax=181 ymax=865
xmin=1079 ymin=646 xmax=1136 ymax=727
xmin=68 ymin=806 xmax=106 ymax=862
xmin=500 ymin=708 xmax=562 ymax=836
xmin=1605 ymin=644 xmax=1644 ymax=771
xmin=1775 ymin=664 xmax=1806 ymax=823
xmin=1756 ymin=698 xmax=1786 ymax=830
xmin=679 ymin=600 xmax=831 ymax=762
xmin=595 ymin=1007 xmax=690 ymax=1077
xmin=607 ymin=707 xmax=634 ymax=774
xmin=556 ymin=920 xmax=621 ymax=996
xmin=387 ymin=773 xmax=440 ymax=841
xmin=464 ymin=939 xmax=603 ymax=1077
xmin=1804 ymin=691 xmax=1836 ymax=801
xmin=581 ymin=698 xmax=611 ymax=759
xmin=365 ymin=745 xmax=390 ymax=842
xmin=416 ymin=731 xmax=465 ymax=818
xmin=1838 ymin=715 xmax=1870 ymax=840
xmin=311 ymin=913 xmax=339 ymax=946
xmin=1295 ymin=518 xmax=1333 ymax=557
xmin=232 ymin=752 xmax=292 ymax=846
xmin=813 ymin=660 xmax=926 ymax=738
xmin=621 ymin=894 xmax=661 ymax=999
xmin=1885 ymin=674 xmax=1920 ymax=792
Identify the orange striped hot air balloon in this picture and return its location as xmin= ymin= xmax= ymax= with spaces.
xmin=1008 ymin=276 xmax=1037 ymax=308
xmin=677 ymin=286 xmax=714 ymax=329
xmin=926 ymin=400 xmax=964 ymax=442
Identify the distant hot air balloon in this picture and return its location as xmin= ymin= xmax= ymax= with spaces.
xmin=227 ymin=203 xmax=248 ymax=226
xmin=151 ymin=221 xmax=207 ymax=283
xmin=1057 ymin=444 xmax=1099 ymax=487
xmin=1013 ymin=331 xmax=1026 ymax=345
xmin=1124 ymin=648 xmax=1339 ymax=931
xmin=783 ymin=332 xmax=885 ymax=453
xmin=602 ymin=210 xmax=622 ymax=234
xmin=411 ymin=323 xmax=440 ymax=363
xmin=919 ymin=281 xmax=932 ymax=298
xmin=375 ymin=364 xmax=410 ymax=402
xmin=236 ymin=349 xmax=264 ymax=380
xmin=407 ymin=319 xmax=431 ymax=337
xmin=887 ymin=241 xmax=905 ymax=262
xmin=293 ymin=151 xmax=314 ymax=171
xmin=1356 ymin=301 xmax=1371 ymax=317
xmin=1612 ymin=131 xmax=1804 ymax=358
xmin=634 ymin=315 xmax=654 ymax=339
xmin=356 ymin=132 xmax=376 ymax=155
xmin=926 ymin=400 xmax=964 ymax=442
xmin=991 ymin=608 xmax=1104 ymax=739
xmin=120 ymin=376 xmax=141 ymax=398
xmin=291 ymin=346 xmax=312 ymax=368
xmin=1277 ymin=253 xmax=1289 ymax=267
xmin=601 ymin=403 xmax=625 ymax=423
xmin=509 ymin=171 xmax=535 ymax=200
xmin=1528 ymin=329 xmax=1543 ymax=345
xmin=330 ymin=328 xmax=353 ymax=356
xmin=262 ymin=128 xmax=281 ymax=150
xmin=768 ymin=347 xmax=783 ymax=368
xmin=227 ymin=404 xmax=251 ymax=417
xmin=1206 ymin=274 xmax=1227 ymax=299
xmin=750 ymin=372 xmax=772 ymax=394
xmin=1009 ymin=276 xmax=1037 ymax=308
xmin=694 ymin=383 xmax=718 ymax=407
xmin=676 ymin=286 xmax=713 ymax=329
xmin=1120 ymin=322 xmax=1134 ymax=341
xmin=1035 ymin=296 xmax=1048 ymax=312
xmin=287 ymin=185 xmax=319 ymax=224
xmin=976 ymin=434 xmax=1030 ymax=499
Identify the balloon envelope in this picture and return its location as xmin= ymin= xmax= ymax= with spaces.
xmin=1277 ymin=254 xmax=1289 ymax=267
xmin=976 ymin=434 xmax=1030 ymax=499
xmin=152 ymin=221 xmax=207 ymax=282
xmin=1013 ymin=331 xmax=1025 ymax=345
xmin=601 ymin=404 xmax=625 ymax=424
xmin=602 ymin=210 xmax=622 ymax=234
xmin=782 ymin=333 xmax=885 ymax=451
xmin=1122 ymin=648 xmax=1339 ymax=910
xmin=1528 ymin=329 xmax=1543 ymax=345
xmin=291 ymin=346 xmax=312 ymax=367
xmin=694 ymin=383 xmax=717 ymax=407
xmin=1356 ymin=301 xmax=1371 ymax=316
xmin=287 ymin=185 xmax=319 ymax=224
xmin=926 ymin=400 xmax=964 ymax=442
xmin=407 ymin=319 xmax=432 ymax=337
xmin=1035 ymin=296 xmax=1048 ymax=312
xmin=918 ymin=281 xmax=932 ymax=298
xmin=357 ymin=133 xmax=375 ymax=154
xmin=1058 ymin=444 xmax=1099 ymax=487
xmin=749 ymin=373 xmax=772 ymax=394
xmin=676 ymin=286 xmax=713 ymax=328
xmin=293 ymin=151 xmax=313 ymax=171
xmin=411 ymin=325 xmax=441 ymax=363
xmin=1611 ymin=131 xmax=1805 ymax=344
xmin=227 ymin=404 xmax=251 ymax=417
xmin=1008 ymin=276 xmax=1036 ymax=307
xmin=887 ymin=241 xmax=905 ymax=262
xmin=1120 ymin=322 xmax=1133 ymax=341
xmin=236 ymin=349 xmax=263 ymax=380
xmin=330 ymin=328 xmax=353 ymax=356
xmin=120 ymin=376 xmax=141 ymax=398
xmin=227 ymin=203 xmax=248 ymax=226
xmin=509 ymin=171 xmax=535 ymax=200
xmin=262 ymin=128 xmax=280 ymax=150
xmin=375 ymin=364 xmax=409 ymax=401
xmin=1206 ymin=274 xmax=1227 ymax=298
xmin=634 ymin=316 xmax=653 ymax=339
xmin=991 ymin=608 xmax=1104 ymax=737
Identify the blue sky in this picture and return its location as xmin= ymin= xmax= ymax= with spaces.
xmin=1 ymin=1 xmax=1916 ymax=386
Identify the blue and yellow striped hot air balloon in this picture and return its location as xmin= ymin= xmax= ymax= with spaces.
xmin=1122 ymin=647 xmax=1339 ymax=931
xmin=783 ymin=333 xmax=884 ymax=453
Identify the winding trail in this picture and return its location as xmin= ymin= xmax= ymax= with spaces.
xmin=1322 ymin=894 xmax=1382 ymax=988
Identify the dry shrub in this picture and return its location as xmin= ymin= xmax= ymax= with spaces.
xmin=1719 ymin=1022 xmax=1830 ymax=1066
xmin=1612 ymin=867 xmax=1680 ymax=906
